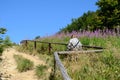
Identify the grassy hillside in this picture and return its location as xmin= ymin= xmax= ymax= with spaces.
xmin=18 ymin=30 xmax=120 ymax=80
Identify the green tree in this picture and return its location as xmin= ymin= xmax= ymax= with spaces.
xmin=0 ymin=28 xmax=7 ymax=34
xmin=35 ymin=36 xmax=41 ymax=40
xmin=79 ymin=11 xmax=100 ymax=31
xmin=60 ymin=11 xmax=100 ymax=32
xmin=59 ymin=0 xmax=120 ymax=32
xmin=0 ymin=27 xmax=12 ymax=55
xmin=96 ymin=0 xmax=120 ymax=29
xmin=3 ymin=36 xmax=12 ymax=47
xmin=0 ymin=28 xmax=7 ymax=54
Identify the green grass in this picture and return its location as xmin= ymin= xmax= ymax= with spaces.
xmin=35 ymin=65 xmax=47 ymax=78
xmin=14 ymin=54 xmax=34 ymax=72
xmin=64 ymin=36 xmax=120 ymax=80
xmin=70 ymin=53 xmax=120 ymax=80
xmin=48 ymin=36 xmax=120 ymax=80
xmin=17 ymin=35 xmax=120 ymax=80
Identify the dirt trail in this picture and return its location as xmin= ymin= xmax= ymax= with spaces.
xmin=0 ymin=47 xmax=46 ymax=80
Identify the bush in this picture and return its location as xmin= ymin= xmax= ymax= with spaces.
xmin=14 ymin=55 xmax=34 ymax=72
xmin=0 ymin=47 xmax=3 ymax=56
xmin=35 ymin=65 xmax=47 ymax=78
xmin=0 ymin=45 xmax=4 ymax=56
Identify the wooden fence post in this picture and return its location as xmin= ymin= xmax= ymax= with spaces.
xmin=48 ymin=43 xmax=52 ymax=53
xmin=53 ymin=56 xmax=56 ymax=77
xmin=54 ymin=52 xmax=71 ymax=80
xmin=25 ymin=40 xmax=28 ymax=47
xmin=34 ymin=41 xmax=37 ymax=50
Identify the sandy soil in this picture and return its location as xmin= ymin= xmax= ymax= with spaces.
xmin=0 ymin=48 xmax=46 ymax=80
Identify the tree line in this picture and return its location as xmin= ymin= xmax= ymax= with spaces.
xmin=60 ymin=0 xmax=120 ymax=32
xmin=0 ymin=28 xmax=12 ymax=55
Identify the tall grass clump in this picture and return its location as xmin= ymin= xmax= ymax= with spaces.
xmin=35 ymin=65 xmax=47 ymax=79
xmin=69 ymin=53 xmax=120 ymax=80
xmin=14 ymin=54 xmax=34 ymax=72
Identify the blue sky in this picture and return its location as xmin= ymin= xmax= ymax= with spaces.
xmin=0 ymin=0 xmax=98 ymax=43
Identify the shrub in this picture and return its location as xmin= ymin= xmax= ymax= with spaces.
xmin=0 ymin=46 xmax=4 ymax=56
xmin=35 ymin=65 xmax=47 ymax=78
xmin=14 ymin=55 xmax=34 ymax=72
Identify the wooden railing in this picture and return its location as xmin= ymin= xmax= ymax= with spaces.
xmin=20 ymin=40 xmax=68 ymax=53
xmin=20 ymin=40 xmax=104 ymax=53
xmin=54 ymin=52 xmax=71 ymax=80
xmin=20 ymin=40 xmax=104 ymax=80
xmin=54 ymin=50 xmax=104 ymax=80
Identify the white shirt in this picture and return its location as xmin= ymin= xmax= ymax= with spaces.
xmin=67 ymin=38 xmax=82 ymax=50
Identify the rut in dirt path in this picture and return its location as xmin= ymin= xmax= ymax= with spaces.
xmin=0 ymin=48 xmax=47 ymax=80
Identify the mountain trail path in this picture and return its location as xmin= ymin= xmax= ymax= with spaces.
xmin=0 ymin=47 xmax=46 ymax=80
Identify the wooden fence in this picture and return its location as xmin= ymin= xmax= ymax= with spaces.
xmin=54 ymin=50 xmax=104 ymax=80
xmin=20 ymin=40 xmax=104 ymax=53
xmin=20 ymin=40 xmax=69 ymax=53
xmin=20 ymin=40 xmax=105 ymax=80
